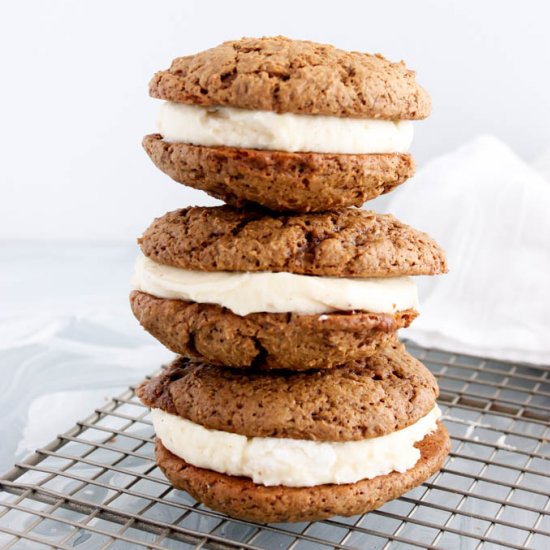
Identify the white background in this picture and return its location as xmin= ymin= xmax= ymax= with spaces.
xmin=1 ymin=0 xmax=550 ymax=241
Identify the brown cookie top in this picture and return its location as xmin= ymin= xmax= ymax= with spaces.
xmin=137 ymin=340 xmax=438 ymax=442
xmin=149 ymin=36 xmax=431 ymax=120
xmin=138 ymin=206 xmax=447 ymax=277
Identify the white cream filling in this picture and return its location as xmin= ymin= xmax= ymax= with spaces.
xmin=157 ymin=102 xmax=414 ymax=154
xmin=152 ymin=406 xmax=441 ymax=487
xmin=131 ymin=255 xmax=418 ymax=316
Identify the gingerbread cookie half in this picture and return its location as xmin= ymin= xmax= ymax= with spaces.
xmin=137 ymin=206 xmax=447 ymax=277
xmin=144 ymin=36 xmax=430 ymax=211
xmin=142 ymin=134 xmax=415 ymax=212
xmin=137 ymin=343 xmax=450 ymax=522
xmin=130 ymin=291 xmax=416 ymax=370
xmin=131 ymin=207 xmax=446 ymax=370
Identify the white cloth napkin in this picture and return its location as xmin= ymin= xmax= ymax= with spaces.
xmin=534 ymin=145 xmax=550 ymax=181
xmin=385 ymin=135 xmax=550 ymax=365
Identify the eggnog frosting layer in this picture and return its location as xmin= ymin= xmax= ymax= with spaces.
xmin=131 ymin=255 xmax=418 ymax=316
xmin=152 ymin=406 xmax=441 ymax=487
xmin=157 ymin=102 xmax=414 ymax=154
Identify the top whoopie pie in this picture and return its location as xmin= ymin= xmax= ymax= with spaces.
xmin=143 ymin=36 xmax=431 ymax=212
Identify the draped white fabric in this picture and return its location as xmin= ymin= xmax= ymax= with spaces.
xmin=387 ymin=135 xmax=550 ymax=365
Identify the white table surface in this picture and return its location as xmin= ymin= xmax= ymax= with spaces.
xmin=0 ymin=241 xmax=174 ymax=473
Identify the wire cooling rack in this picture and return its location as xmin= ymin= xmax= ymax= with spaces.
xmin=0 ymin=342 xmax=549 ymax=550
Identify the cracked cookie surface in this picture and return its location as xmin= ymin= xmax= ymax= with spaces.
xmin=149 ymin=36 xmax=431 ymax=120
xmin=138 ymin=206 xmax=447 ymax=277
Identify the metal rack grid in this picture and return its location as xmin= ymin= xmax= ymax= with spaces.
xmin=0 ymin=342 xmax=549 ymax=550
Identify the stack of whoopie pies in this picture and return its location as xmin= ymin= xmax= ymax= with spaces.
xmin=132 ymin=37 xmax=451 ymax=523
